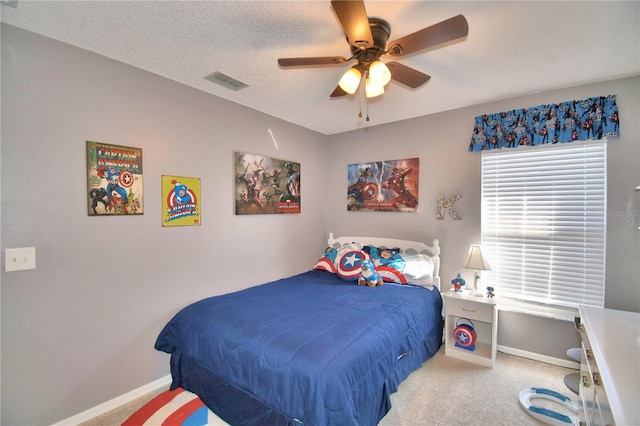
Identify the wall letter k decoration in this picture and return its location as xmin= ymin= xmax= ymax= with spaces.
xmin=437 ymin=195 xmax=462 ymax=220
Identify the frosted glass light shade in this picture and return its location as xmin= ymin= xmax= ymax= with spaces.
xmin=338 ymin=67 xmax=362 ymax=94
xmin=368 ymin=60 xmax=391 ymax=86
xmin=365 ymin=78 xmax=384 ymax=98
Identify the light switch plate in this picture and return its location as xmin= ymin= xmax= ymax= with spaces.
xmin=5 ymin=247 xmax=36 ymax=272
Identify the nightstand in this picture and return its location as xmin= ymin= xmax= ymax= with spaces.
xmin=443 ymin=291 xmax=498 ymax=368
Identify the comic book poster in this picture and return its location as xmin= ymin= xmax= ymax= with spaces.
xmin=347 ymin=157 xmax=419 ymax=212
xmin=234 ymin=152 xmax=300 ymax=215
xmin=162 ymin=176 xmax=201 ymax=226
xmin=86 ymin=141 xmax=143 ymax=215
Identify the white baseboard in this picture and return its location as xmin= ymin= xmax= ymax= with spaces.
xmin=498 ymin=345 xmax=580 ymax=370
xmin=52 ymin=374 xmax=172 ymax=426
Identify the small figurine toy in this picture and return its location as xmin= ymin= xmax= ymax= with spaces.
xmin=358 ymin=259 xmax=384 ymax=287
xmin=486 ymin=286 xmax=495 ymax=298
xmin=451 ymin=273 xmax=466 ymax=292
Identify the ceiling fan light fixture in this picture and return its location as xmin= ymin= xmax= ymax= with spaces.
xmin=365 ymin=77 xmax=384 ymax=98
xmin=279 ymin=1 xmax=471 ymax=105
xmin=338 ymin=67 xmax=362 ymax=94
xmin=368 ymin=60 xmax=391 ymax=86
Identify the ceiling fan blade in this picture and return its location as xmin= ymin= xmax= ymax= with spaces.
xmin=386 ymin=62 xmax=431 ymax=88
xmin=330 ymin=85 xmax=348 ymax=98
xmin=278 ymin=57 xmax=348 ymax=67
xmin=331 ymin=0 xmax=374 ymax=49
xmin=387 ymin=14 xmax=468 ymax=56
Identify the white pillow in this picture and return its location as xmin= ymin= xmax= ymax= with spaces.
xmin=401 ymin=254 xmax=434 ymax=285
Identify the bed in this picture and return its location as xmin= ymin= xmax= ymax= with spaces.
xmin=155 ymin=234 xmax=443 ymax=426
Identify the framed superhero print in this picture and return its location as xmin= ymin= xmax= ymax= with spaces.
xmin=347 ymin=157 xmax=419 ymax=212
xmin=234 ymin=152 xmax=300 ymax=215
xmin=86 ymin=141 xmax=143 ymax=215
xmin=162 ymin=175 xmax=201 ymax=226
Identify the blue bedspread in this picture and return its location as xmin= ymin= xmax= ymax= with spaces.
xmin=155 ymin=269 xmax=443 ymax=426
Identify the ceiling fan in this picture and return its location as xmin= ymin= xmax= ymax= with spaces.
xmin=278 ymin=0 xmax=469 ymax=100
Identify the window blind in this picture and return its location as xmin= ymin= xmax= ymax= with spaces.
xmin=481 ymin=141 xmax=606 ymax=309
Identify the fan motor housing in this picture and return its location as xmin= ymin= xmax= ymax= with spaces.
xmin=350 ymin=17 xmax=390 ymax=53
xmin=350 ymin=18 xmax=391 ymax=67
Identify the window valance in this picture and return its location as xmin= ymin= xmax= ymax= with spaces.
xmin=469 ymin=95 xmax=619 ymax=152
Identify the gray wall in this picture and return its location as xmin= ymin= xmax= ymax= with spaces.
xmin=1 ymin=25 xmax=329 ymax=425
xmin=326 ymin=77 xmax=640 ymax=359
xmin=2 ymin=24 xmax=639 ymax=425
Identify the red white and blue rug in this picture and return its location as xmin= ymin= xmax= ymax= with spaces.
xmin=122 ymin=387 xmax=227 ymax=426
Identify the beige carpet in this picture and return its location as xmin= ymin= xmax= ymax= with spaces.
xmin=82 ymin=349 xmax=576 ymax=425
xmin=378 ymin=349 xmax=576 ymax=426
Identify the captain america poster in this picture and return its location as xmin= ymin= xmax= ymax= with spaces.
xmin=86 ymin=141 xmax=143 ymax=215
xmin=347 ymin=157 xmax=419 ymax=212
xmin=234 ymin=152 xmax=301 ymax=215
xmin=162 ymin=175 xmax=201 ymax=226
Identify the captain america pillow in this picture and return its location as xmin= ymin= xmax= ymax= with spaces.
xmin=313 ymin=246 xmax=338 ymax=273
xmin=335 ymin=248 xmax=370 ymax=281
xmin=364 ymin=245 xmax=434 ymax=286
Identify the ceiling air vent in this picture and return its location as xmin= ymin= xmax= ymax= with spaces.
xmin=204 ymin=71 xmax=249 ymax=91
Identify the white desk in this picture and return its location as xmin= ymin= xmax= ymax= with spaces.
xmin=578 ymin=305 xmax=640 ymax=425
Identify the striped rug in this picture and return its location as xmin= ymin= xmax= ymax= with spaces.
xmin=122 ymin=387 xmax=227 ymax=426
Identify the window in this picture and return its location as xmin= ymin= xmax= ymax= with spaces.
xmin=481 ymin=141 xmax=606 ymax=309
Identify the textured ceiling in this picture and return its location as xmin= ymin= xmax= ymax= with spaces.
xmin=2 ymin=1 xmax=639 ymax=135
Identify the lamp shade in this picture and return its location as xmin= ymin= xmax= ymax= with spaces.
xmin=462 ymin=244 xmax=492 ymax=271
xmin=365 ymin=77 xmax=384 ymax=98
xmin=368 ymin=60 xmax=391 ymax=86
xmin=338 ymin=67 xmax=362 ymax=94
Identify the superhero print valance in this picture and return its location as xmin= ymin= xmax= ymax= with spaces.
xmin=468 ymin=95 xmax=619 ymax=152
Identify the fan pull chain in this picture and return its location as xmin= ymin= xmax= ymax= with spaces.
xmin=356 ymin=77 xmax=370 ymax=121
xmin=366 ymin=97 xmax=370 ymax=121
xmin=363 ymin=71 xmax=369 ymax=121
xmin=358 ymin=80 xmax=363 ymax=118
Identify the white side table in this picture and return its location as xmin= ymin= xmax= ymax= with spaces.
xmin=443 ymin=290 xmax=498 ymax=368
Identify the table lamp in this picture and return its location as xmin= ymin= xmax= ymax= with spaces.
xmin=462 ymin=244 xmax=492 ymax=297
